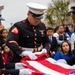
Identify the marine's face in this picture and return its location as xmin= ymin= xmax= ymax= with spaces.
xmin=28 ymin=12 xmax=41 ymax=26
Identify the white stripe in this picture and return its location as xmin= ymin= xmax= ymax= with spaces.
xmin=46 ymin=58 xmax=56 ymax=63
xmin=27 ymin=61 xmax=64 ymax=75
xmin=46 ymin=58 xmax=72 ymax=69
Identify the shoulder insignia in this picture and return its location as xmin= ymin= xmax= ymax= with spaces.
xmin=17 ymin=20 xmax=26 ymax=25
xmin=9 ymin=40 xmax=18 ymax=45
xmin=11 ymin=27 xmax=18 ymax=34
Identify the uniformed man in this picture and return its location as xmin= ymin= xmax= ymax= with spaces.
xmin=6 ymin=3 xmax=50 ymax=63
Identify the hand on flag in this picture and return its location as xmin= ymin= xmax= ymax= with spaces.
xmin=20 ymin=51 xmax=37 ymax=60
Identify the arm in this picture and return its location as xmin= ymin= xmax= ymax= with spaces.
xmin=54 ymin=52 xmax=62 ymax=60
xmin=6 ymin=26 xmax=23 ymax=56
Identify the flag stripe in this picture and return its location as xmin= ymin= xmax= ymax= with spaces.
xmin=27 ymin=61 xmax=64 ymax=75
xmin=21 ymin=53 xmax=75 ymax=75
xmin=46 ymin=58 xmax=73 ymax=69
xmin=21 ymin=60 xmax=42 ymax=75
xmin=38 ymin=58 xmax=74 ymax=74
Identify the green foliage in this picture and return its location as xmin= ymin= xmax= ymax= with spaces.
xmin=44 ymin=0 xmax=70 ymax=27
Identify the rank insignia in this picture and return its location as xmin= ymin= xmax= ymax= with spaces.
xmin=11 ymin=27 xmax=18 ymax=34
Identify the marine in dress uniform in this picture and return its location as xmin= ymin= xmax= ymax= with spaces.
xmin=6 ymin=3 xmax=50 ymax=63
xmin=0 ymin=3 xmax=50 ymax=75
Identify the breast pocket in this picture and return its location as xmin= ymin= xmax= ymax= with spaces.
xmin=38 ymin=30 xmax=45 ymax=37
xmin=22 ymin=32 xmax=34 ymax=39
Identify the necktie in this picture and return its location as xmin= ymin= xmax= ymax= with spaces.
xmin=49 ymin=36 xmax=52 ymax=44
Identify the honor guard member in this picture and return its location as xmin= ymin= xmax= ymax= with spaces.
xmin=0 ymin=5 xmax=32 ymax=75
xmin=6 ymin=3 xmax=51 ymax=63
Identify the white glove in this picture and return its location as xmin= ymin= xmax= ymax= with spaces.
xmin=20 ymin=51 xmax=32 ymax=57
xmin=15 ymin=63 xmax=26 ymax=69
xmin=27 ymin=53 xmax=37 ymax=60
xmin=20 ymin=51 xmax=37 ymax=60
xmin=20 ymin=69 xmax=32 ymax=75
xmin=41 ymin=48 xmax=47 ymax=53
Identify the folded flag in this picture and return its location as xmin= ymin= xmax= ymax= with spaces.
xmin=21 ymin=53 xmax=75 ymax=75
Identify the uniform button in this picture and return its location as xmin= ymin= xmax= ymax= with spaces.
xmin=35 ymin=38 xmax=37 ymax=40
xmin=34 ymin=30 xmax=36 ymax=32
xmin=35 ymin=45 xmax=37 ymax=47
xmin=35 ymin=34 xmax=37 ymax=36
xmin=27 ymin=36 xmax=29 ymax=38
xmin=34 ymin=42 xmax=36 ymax=44
xmin=33 ymin=48 xmax=38 ymax=52
xmin=33 ymin=27 xmax=34 ymax=29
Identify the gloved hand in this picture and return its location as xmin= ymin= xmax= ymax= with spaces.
xmin=20 ymin=69 xmax=32 ymax=75
xmin=20 ymin=51 xmax=32 ymax=57
xmin=27 ymin=53 xmax=37 ymax=60
xmin=15 ymin=63 xmax=26 ymax=69
xmin=20 ymin=51 xmax=37 ymax=60
xmin=41 ymin=48 xmax=47 ymax=53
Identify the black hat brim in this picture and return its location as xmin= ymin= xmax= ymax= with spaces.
xmin=30 ymin=11 xmax=43 ymax=19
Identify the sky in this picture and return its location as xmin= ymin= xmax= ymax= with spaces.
xmin=0 ymin=0 xmax=52 ymax=28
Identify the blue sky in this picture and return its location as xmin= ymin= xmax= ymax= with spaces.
xmin=0 ymin=0 xmax=52 ymax=28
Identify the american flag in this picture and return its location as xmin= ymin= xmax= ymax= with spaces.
xmin=21 ymin=53 xmax=75 ymax=75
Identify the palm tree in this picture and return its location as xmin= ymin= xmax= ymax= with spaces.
xmin=44 ymin=0 xmax=70 ymax=27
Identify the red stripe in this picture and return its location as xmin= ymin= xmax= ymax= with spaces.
xmin=21 ymin=60 xmax=42 ymax=75
xmin=38 ymin=59 xmax=74 ymax=74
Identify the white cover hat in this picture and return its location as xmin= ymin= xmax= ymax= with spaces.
xmin=26 ymin=3 xmax=47 ymax=19
xmin=68 ymin=0 xmax=75 ymax=12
